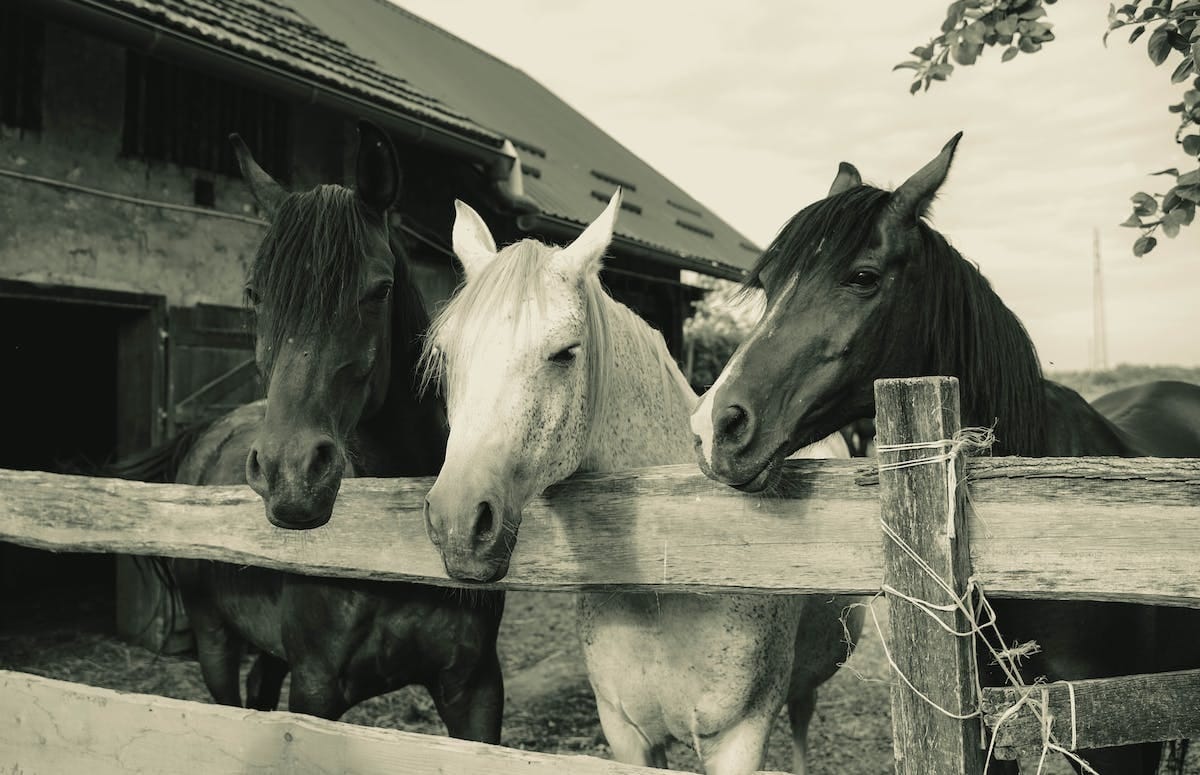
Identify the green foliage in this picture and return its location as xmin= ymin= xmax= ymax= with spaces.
xmin=898 ymin=0 xmax=1200 ymax=256
xmin=680 ymin=277 xmax=762 ymax=391
xmin=1049 ymin=363 xmax=1200 ymax=400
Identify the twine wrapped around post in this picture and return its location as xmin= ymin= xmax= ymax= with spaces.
xmin=870 ymin=377 xmax=1096 ymax=775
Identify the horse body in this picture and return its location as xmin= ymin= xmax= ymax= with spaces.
xmin=691 ymin=135 xmax=1200 ymax=773
xmin=129 ymin=123 xmax=504 ymax=740
xmin=421 ymin=193 xmax=859 ymax=774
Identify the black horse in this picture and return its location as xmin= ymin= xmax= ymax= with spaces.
xmin=115 ymin=122 xmax=504 ymax=739
xmin=692 ymin=134 xmax=1200 ymax=773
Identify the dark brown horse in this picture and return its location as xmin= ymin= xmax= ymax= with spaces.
xmin=690 ymin=134 xmax=1200 ymax=773
xmin=120 ymin=123 xmax=504 ymax=738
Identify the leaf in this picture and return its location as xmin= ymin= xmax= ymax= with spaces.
xmin=996 ymin=14 xmax=1019 ymax=36
xmin=1175 ymin=184 xmax=1200 ymax=203
xmin=894 ymin=61 xmax=923 ymax=71
xmin=1132 ymin=191 xmax=1159 ymax=216
xmin=953 ymin=41 xmax=983 ymax=65
xmin=1185 ymin=135 xmax=1200 ymax=156
xmin=910 ymin=80 xmax=923 ymax=95
xmin=1183 ymin=89 xmax=1200 ymax=110
xmin=1129 ymin=25 xmax=1147 ymax=43
xmin=1172 ymin=57 xmax=1195 ymax=83
xmin=1151 ymin=167 xmax=1180 ymax=176
xmin=1164 ymin=189 xmax=1182 ymax=212
xmin=1120 ymin=213 xmax=1144 ymax=227
xmin=1002 ymin=46 xmax=1020 ymax=62
xmin=1179 ymin=168 xmax=1200 ymax=186
xmin=1133 ymin=235 xmax=1157 ymax=256
xmin=1020 ymin=6 xmax=1047 ymax=19
xmin=1148 ymin=27 xmax=1172 ymax=65
xmin=961 ymin=19 xmax=987 ymax=44
xmin=1162 ymin=208 xmax=1183 ymax=237
xmin=1179 ymin=201 xmax=1197 ymax=225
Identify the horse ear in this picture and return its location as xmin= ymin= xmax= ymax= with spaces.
xmin=557 ymin=188 xmax=620 ymax=277
xmin=230 ymin=133 xmax=286 ymax=217
xmin=355 ymin=120 xmax=402 ymax=216
xmin=452 ymin=199 xmax=499 ymax=278
xmin=828 ymin=162 xmax=862 ymax=197
xmin=887 ymin=132 xmax=962 ymax=225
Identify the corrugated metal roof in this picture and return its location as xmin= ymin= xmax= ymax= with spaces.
xmin=289 ymin=0 xmax=761 ymax=276
xmin=82 ymin=0 xmax=761 ymax=276
xmin=88 ymin=0 xmax=505 ymax=146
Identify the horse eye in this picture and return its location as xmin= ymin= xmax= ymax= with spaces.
xmin=366 ymin=283 xmax=393 ymax=302
xmin=846 ymin=269 xmax=880 ymax=289
xmin=549 ymin=345 xmax=579 ymax=365
xmin=244 ymin=287 xmax=261 ymax=306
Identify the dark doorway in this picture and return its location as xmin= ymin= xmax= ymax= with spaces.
xmin=0 ymin=281 xmax=165 ymax=623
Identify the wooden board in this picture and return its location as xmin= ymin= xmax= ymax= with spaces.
xmin=0 ymin=670 xmax=789 ymax=775
xmin=981 ymin=667 xmax=1200 ymax=759
xmin=0 ymin=458 xmax=1198 ymax=605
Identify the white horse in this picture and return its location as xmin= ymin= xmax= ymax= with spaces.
xmin=421 ymin=191 xmax=862 ymax=774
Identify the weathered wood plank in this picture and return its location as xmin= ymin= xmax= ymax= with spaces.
xmin=0 ymin=458 xmax=1199 ymax=604
xmin=981 ymin=668 xmax=1200 ymax=759
xmin=0 ymin=670 xmax=789 ymax=775
xmin=876 ymin=377 xmax=985 ymax=774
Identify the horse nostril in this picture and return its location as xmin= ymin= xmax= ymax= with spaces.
xmin=715 ymin=404 xmax=753 ymax=447
xmin=246 ymin=447 xmax=265 ymax=490
xmin=423 ymin=497 xmax=442 ymax=546
xmin=308 ymin=440 xmax=337 ymax=479
xmin=473 ymin=501 xmax=496 ymax=544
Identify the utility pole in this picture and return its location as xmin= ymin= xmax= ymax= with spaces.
xmin=1091 ymin=228 xmax=1108 ymax=371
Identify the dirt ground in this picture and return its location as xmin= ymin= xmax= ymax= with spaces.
xmin=1 ymin=579 xmax=1191 ymax=774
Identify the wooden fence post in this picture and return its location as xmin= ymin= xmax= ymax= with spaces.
xmin=875 ymin=376 xmax=985 ymax=775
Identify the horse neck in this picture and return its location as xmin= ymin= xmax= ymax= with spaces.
xmin=917 ymin=234 xmax=1050 ymax=456
xmin=351 ymin=284 xmax=448 ymax=478
xmin=580 ymin=294 xmax=697 ymax=473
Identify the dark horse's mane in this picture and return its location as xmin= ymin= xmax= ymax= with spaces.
xmin=746 ymin=185 xmax=1047 ymax=455
xmin=249 ymin=184 xmax=430 ymax=363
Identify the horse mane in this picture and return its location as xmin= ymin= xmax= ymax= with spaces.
xmin=420 ymin=238 xmax=685 ymax=457
xmin=748 ymin=185 xmax=1047 ymax=455
xmin=249 ymin=184 xmax=382 ymax=359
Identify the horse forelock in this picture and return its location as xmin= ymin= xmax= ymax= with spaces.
xmin=249 ymin=184 xmax=390 ymax=359
xmin=747 ymin=183 xmax=1046 ymax=455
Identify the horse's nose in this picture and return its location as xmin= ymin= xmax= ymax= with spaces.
xmin=714 ymin=403 xmax=756 ymax=454
xmin=247 ymin=431 xmax=343 ymax=529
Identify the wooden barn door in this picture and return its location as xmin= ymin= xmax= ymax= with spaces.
xmin=119 ymin=303 xmax=261 ymax=653
xmin=166 ymin=304 xmax=260 ymax=436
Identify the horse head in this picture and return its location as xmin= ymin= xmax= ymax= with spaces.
xmin=692 ymin=134 xmax=965 ymax=491
xmin=235 ymin=121 xmax=403 ymax=529
xmin=419 ymin=193 xmax=622 ymax=581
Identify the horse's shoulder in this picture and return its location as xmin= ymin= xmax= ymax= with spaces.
xmin=176 ymin=400 xmax=266 ymax=485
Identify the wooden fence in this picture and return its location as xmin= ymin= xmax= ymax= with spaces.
xmin=1 ymin=376 xmax=1198 ymax=773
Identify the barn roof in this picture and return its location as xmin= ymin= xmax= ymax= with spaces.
xmin=63 ymin=0 xmax=760 ymax=278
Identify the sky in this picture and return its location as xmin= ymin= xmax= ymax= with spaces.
xmin=395 ymin=1 xmax=1199 ymax=370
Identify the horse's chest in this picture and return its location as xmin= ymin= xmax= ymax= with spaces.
xmin=577 ymin=592 xmax=801 ymax=740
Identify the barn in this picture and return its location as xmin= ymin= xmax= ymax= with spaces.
xmin=0 ymin=0 xmax=759 ymax=645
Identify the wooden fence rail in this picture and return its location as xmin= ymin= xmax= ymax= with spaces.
xmin=2 ymin=456 xmax=1199 ymax=605
xmin=1 ymin=375 xmax=1199 ymax=773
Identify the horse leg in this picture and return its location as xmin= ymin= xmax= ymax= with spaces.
xmin=431 ymin=648 xmax=504 ymax=744
xmin=594 ymin=695 xmax=666 ymax=768
xmin=287 ymin=663 xmax=350 ymax=720
xmin=245 ymin=652 xmax=289 ymax=711
xmin=787 ymin=595 xmax=864 ymax=775
xmin=696 ymin=715 xmax=773 ymax=775
xmin=189 ymin=607 xmax=243 ymax=707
